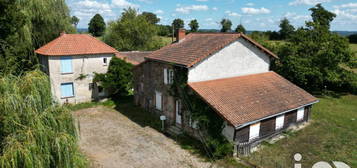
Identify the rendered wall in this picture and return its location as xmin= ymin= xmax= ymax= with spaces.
xmin=47 ymin=54 xmax=113 ymax=104
xmin=188 ymin=38 xmax=271 ymax=82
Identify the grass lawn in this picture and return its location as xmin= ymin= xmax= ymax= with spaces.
xmin=243 ymin=94 xmax=357 ymax=168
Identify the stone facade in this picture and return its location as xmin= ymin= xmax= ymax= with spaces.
xmin=42 ymin=54 xmax=113 ymax=104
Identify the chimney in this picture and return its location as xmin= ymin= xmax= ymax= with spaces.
xmin=176 ymin=28 xmax=186 ymax=42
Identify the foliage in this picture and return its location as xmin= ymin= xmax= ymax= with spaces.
xmin=189 ymin=19 xmax=199 ymax=32
xmin=266 ymin=31 xmax=281 ymax=40
xmin=0 ymin=0 xmax=75 ymax=75
xmin=272 ymin=4 xmax=356 ymax=93
xmin=103 ymin=8 xmax=163 ymax=51
xmin=235 ymin=24 xmax=246 ymax=34
xmin=71 ymin=16 xmax=80 ymax=28
xmin=348 ymin=34 xmax=357 ymax=44
xmin=172 ymin=18 xmax=184 ymax=30
xmin=88 ymin=14 xmax=106 ymax=37
xmin=220 ymin=19 xmax=232 ymax=32
xmin=169 ymin=67 xmax=233 ymax=159
xmin=244 ymin=94 xmax=357 ymax=168
xmin=279 ymin=18 xmax=295 ymax=39
xmin=94 ymin=57 xmax=133 ymax=97
xmin=157 ymin=24 xmax=172 ymax=37
xmin=140 ymin=12 xmax=160 ymax=25
xmin=0 ymin=70 xmax=87 ymax=168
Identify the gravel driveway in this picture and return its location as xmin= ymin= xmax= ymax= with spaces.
xmin=73 ymin=106 xmax=212 ymax=168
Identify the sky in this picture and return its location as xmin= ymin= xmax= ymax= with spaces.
xmin=67 ymin=0 xmax=357 ymax=31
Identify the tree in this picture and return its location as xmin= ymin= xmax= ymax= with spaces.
xmin=103 ymin=8 xmax=162 ymax=51
xmin=0 ymin=0 xmax=75 ymax=75
xmin=272 ymin=4 xmax=355 ymax=93
xmin=157 ymin=24 xmax=172 ymax=37
xmin=235 ymin=24 xmax=246 ymax=34
xmin=172 ymin=18 xmax=184 ymax=30
xmin=348 ymin=34 xmax=357 ymax=43
xmin=220 ymin=19 xmax=232 ymax=32
xmin=88 ymin=14 xmax=106 ymax=37
xmin=189 ymin=19 xmax=199 ymax=32
xmin=71 ymin=16 xmax=80 ymax=28
xmin=141 ymin=12 xmax=160 ymax=24
xmin=279 ymin=18 xmax=295 ymax=39
xmin=94 ymin=57 xmax=133 ymax=97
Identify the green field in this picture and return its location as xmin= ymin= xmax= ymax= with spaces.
xmin=244 ymin=94 xmax=357 ymax=168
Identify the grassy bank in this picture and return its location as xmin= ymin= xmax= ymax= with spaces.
xmin=244 ymin=94 xmax=357 ymax=167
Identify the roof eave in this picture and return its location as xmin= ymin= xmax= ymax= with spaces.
xmin=234 ymin=100 xmax=319 ymax=129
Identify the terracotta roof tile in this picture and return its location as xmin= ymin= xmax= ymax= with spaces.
xmin=146 ymin=33 xmax=278 ymax=67
xmin=188 ymin=72 xmax=318 ymax=127
xmin=116 ymin=51 xmax=152 ymax=65
xmin=35 ymin=33 xmax=118 ymax=56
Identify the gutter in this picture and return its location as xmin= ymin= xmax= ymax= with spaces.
xmin=234 ymin=100 xmax=320 ymax=129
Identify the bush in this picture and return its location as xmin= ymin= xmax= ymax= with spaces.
xmin=0 ymin=70 xmax=86 ymax=168
xmin=348 ymin=34 xmax=357 ymax=43
xmin=94 ymin=57 xmax=133 ymax=97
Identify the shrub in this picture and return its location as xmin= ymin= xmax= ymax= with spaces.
xmin=94 ymin=57 xmax=133 ymax=97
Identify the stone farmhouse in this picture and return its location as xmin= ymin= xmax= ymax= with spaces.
xmin=133 ymin=29 xmax=318 ymax=155
xmin=35 ymin=33 xmax=118 ymax=104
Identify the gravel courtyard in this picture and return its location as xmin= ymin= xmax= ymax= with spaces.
xmin=73 ymin=106 xmax=213 ymax=168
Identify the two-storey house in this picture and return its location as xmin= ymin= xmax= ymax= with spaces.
xmin=35 ymin=33 xmax=119 ymax=104
xmin=133 ymin=29 xmax=318 ymax=155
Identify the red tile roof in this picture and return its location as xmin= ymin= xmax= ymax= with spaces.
xmin=116 ymin=51 xmax=152 ymax=65
xmin=188 ymin=72 xmax=318 ymax=127
xmin=35 ymin=33 xmax=118 ymax=56
xmin=146 ymin=33 xmax=278 ymax=67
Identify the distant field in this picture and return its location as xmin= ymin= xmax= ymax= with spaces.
xmin=244 ymin=94 xmax=357 ymax=168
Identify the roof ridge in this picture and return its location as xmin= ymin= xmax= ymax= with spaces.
xmin=188 ymin=71 xmax=274 ymax=84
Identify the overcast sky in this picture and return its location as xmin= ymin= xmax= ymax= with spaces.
xmin=67 ymin=0 xmax=357 ymax=31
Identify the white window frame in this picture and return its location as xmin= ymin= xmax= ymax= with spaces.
xmin=164 ymin=68 xmax=174 ymax=84
xmin=189 ymin=116 xmax=198 ymax=129
xmin=297 ymin=107 xmax=305 ymax=121
xmin=275 ymin=115 xmax=285 ymax=130
xmin=249 ymin=122 xmax=260 ymax=141
xmin=168 ymin=69 xmax=174 ymax=84
xmin=155 ymin=91 xmax=162 ymax=110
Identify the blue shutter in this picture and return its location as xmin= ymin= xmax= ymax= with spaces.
xmin=60 ymin=56 xmax=73 ymax=73
xmin=61 ymin=83 xmax=74 ymax=97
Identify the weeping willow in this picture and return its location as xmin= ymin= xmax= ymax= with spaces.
xmin=0 ymin=70 xmax=86 ymax=168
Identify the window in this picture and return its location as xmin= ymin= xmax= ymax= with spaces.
xmin=275 ymin=115 xmax=285 ymax=130
xmin=155 ymin=91 xmax=162 ymax=110
xmin=60 ymin=56 xmax=73 ymax=73
xmin=103 ymin=58 xmax=107 ymax=66
xmin=297 ymin=107 xmax=305 ymax=121
xmin=189 ymin=116 xmax=198 ymax=129
xmin=249 ymin=122 xmax=260 ymax=141
xmin=89 ymin=83 xmax=94 ymax=90
xmin=164 ymin=68 xmax=174 ymax=84
xmin=176 ymin=100 xmax=182 ymax=115
xmin=60 ymin=83 xmax=74 ymax=98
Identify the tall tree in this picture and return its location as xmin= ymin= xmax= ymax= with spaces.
xmin=172 ymin=18 xmax=184 ymax=30
xmin=141 ymin=12 xmax=160 ymax=24
xmin=88 ymin=14 xmax=106 ymax=37
xmin=71 ymin=16 xmax=80 ymax=28
xmin=220 ymin=19 xmax=232 ymax=32
xmin=0 ymin=0 xmax=75 ymax=75
xmin=272 ymin=4 xmax=355 ymax=92
xmin=103 ymin=8 xmax=162 ymax=51
xmin=279 ymin=18 xmax=295 ymax=39
xmin=235 ymin=24 xmax=246 ymax=34
xmin=189 ymin=19 xmax=199 ymax=32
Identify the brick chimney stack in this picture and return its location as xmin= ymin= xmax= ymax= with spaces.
xmin=176 ymin=28 xmax=186 ymax=42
